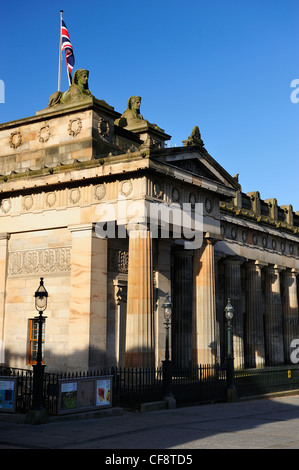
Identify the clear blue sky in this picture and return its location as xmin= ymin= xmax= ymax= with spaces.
xmin=1 ymin=0 xmax=298 ymax=210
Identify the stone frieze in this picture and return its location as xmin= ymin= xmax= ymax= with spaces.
xmin=8 ymin=247 xmax=71 ymax=277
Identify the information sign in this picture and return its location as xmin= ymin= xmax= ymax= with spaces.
xmin=0 ymin=379 xmax=16 ymax=412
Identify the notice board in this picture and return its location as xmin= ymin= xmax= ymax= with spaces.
xmin=58 ymin=376 xmax=112 ymax=415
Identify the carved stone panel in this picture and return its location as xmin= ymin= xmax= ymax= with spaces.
xmin=8 ymin=247 xmax=71 ymax=277
xmin=108 ymin=248 xmax=128 ymax=274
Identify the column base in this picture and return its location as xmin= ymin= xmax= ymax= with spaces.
xmin=163 ymin=394 xmax=176 ymax=409
xmin=227 ymin=386 xmax=238 ymax=403
xmin=25 ymin=409 xmax=49 ymax=425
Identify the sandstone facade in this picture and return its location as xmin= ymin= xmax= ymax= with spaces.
xmin=0 ymin=95 xmax=298 ymax=372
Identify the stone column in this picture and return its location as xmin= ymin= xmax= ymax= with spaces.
xmin=173 ymin=250 xmax=193 ymax=368
xmin=282 ymin=269 xmax=299 ymax=364
xmin=244 ymin=261 xmax=265 ymax=368
xmin=155 ymin=241 xmax=171 ymax=368
xmin=0 ymin=233 xmax=9 ymax=364
xmin=223 ymin=256 xmax=244 ymax=368
xmin=125 ymin=226 xmax=154 ymax=367
xmin=264 ymin=265 xmax=284 ymax=365
xmin=68 ymin=224 xmax=107 ymax=371
xmin=192 ymin=237 xmax=217 ymax=365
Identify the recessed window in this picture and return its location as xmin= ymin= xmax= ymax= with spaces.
xmin=28 ymin=319 xmax=45 ymax=365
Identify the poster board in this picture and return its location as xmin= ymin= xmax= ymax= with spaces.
xmin=0 ymin=378 xmax=18 ymax=413
xmin=58 ymin=376 xmax=112 ymax=415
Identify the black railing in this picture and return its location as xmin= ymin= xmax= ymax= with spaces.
xmin=234 ymin=365 xmax=299 ymax=398
xmin=171 ymin=364 xmax=226 ymax=406
xmin=1 ymin=364 xmax=299 ymax=416
xmin=0 ymin=366 xmax=34 ymax=413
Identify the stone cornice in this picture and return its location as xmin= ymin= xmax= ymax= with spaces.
xmin=220 ymin=201 xmax=299 ymax=237
xmin=0 ymin=148 xmax=236 ymax=200
xmin=0 ymin=97 xmax=119 ymax=132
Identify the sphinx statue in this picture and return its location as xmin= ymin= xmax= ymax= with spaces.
xmin=48 ymin=69 xmax=92 ymax=107
xmin=115 ymin=95 xmax=147 ymax=127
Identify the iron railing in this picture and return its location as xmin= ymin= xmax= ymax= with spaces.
xmin=234 ymin=365 xmax=299 ymax=398
xmin=1 ymin=364 xmax=299 ymax=415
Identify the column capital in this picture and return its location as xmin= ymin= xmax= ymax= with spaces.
xmin=244 ymin=259 xmax=268 ymax=270
xmin=68 ymin=223 xmax=94 ymax=233
xmin=0 ymin=233 xmax=10 ymax=241
xmin=203 ymin=232 xmax=223 ymax=246
xmin=126 ymin=223 xmax=151 ymax=239
xmin=223 ymin=255 xmax=246 ymax=266
xmin=68 ymin=223 xmax=102 ymax=240
xmin=264 ymin=264 xmax=285 ymax=273
xmin=174 ymin=249 xmax=193 ymax=257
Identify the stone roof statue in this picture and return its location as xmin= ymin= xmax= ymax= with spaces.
xmin=182 ymin=126 xmax=204 ymax=147
xmin=48 ymin=69 xmax=92 ymax=107
xmin=115 ymin=96 xmax=147 ymax=127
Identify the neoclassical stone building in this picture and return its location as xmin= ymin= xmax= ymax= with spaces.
xmin=0 ymin=71 xmax=298 ymax=372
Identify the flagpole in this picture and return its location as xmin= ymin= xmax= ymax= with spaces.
xmin=58 ymin=10 xmax=63 ymax=91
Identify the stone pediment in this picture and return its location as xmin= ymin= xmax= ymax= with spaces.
xmin=152 ymin=147 xmax=240 ymax=192
xmin=170 ymin=157 xmax=222 ymax=181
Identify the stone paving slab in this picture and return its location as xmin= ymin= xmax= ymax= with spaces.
xmin=1 ymin=395 xmax=299 ymax=451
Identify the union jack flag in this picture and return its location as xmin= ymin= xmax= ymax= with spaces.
xmin=61 ymin=19 xmax=75 ymax=85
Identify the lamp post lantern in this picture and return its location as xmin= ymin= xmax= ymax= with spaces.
xmin=225 ymin=298 xmax=238 ymax=402
xmin=31 ymin=278 xmax=48 ymax=411
xmin=162 ymin=293 xmax=175 ymax=407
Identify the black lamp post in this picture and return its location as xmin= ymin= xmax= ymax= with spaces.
xmin=162 ymin=293 xmax=175 ymax=404
xmin=31 ymin=277 xmax=48 ymax=411
xmin=163 ymin=293 xmax=172 ymax=362
xmin=225 ymin=298 xmax=238 ymax=402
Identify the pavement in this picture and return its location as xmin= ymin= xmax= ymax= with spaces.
xmin=1 ymin=394 xmax=299 ymax=454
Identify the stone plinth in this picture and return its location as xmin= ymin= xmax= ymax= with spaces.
xmin=122 ymin=121 xmax=171 ymax=149
xmin=0 ymin=98 xmax=120 ymax=176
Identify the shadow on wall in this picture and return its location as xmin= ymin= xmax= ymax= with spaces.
xmin=2 ymin=346 xmax=109 ymax=374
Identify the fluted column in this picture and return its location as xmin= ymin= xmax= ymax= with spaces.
xmin=282 ymin=269 xmax=299 ymax=364
xmin=125 ymin=226 xmax=154 ymax=367
xmin=264 ymin=265 xmax=284 ymax=365
xmin=192 ymin=237 xmax=217 ymax=365
xmin=173 ymin=251 xmax=193 ymax=368
xmin=0 ymin=233 xmax=9 ymax=364
xmin=244 ymin=261 xmax=265 ymax=368
xmin=223 ymin=256 xmax=244 ymax=368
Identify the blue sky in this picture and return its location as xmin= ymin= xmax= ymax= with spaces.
xmin=1 ymin=0 xmax=298 ymax=210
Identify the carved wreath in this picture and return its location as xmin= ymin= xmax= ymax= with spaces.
xmin=39 ymin=125 xmax=51 ymax=143
xmin=68 ymin=118 xmax=82 ymax=137
xmin=9 ymin=131 xmax=22 ymax=149
xmin=98 ymin=118 xmax=110 ymax=139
